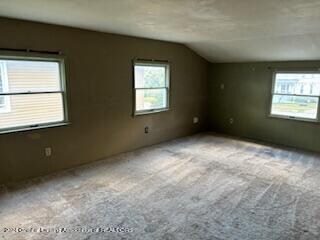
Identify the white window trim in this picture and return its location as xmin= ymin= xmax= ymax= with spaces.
xmin=269 ymin=70 xmax=320 ymax=122
xmin=0 ymin=61 xmax=11 ymax=113
xmin=0 ymin=51 xmax=69 ymax=134
xmin=133 ymin=61 xmax=170 ymax=116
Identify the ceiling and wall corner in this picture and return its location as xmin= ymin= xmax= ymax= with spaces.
xmin=1 ymin=0 xmax=320 ymax=62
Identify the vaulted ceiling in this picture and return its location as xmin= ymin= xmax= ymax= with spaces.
xmin=1 ymin=0 xmax=320 ymax=62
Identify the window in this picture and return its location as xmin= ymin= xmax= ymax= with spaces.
xmin=270 ymin=71 xmax=320 ymax=121
xmin=133 ymin=61 xmax=170 ymax=115
xmin=0 ymin=53 xmax=68 ymax=133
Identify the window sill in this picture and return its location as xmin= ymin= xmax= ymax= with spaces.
xmin=269 ymin=114 xmax=319 ymax=123
xmin=0 ymin=122 xmax=70 ymax=135
xmin=134 ymin=108 xmax=169 ymax=116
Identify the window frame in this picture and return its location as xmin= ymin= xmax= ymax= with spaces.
xmin=0 ymin=51 xmax=69 ymax=134
xmin=269 ymin=70 xmax=320 ymax=122
xmin=133 ymin=60 xmax=170 ymax=116
xmin=0 ymin=61 xmax=11 ymax=113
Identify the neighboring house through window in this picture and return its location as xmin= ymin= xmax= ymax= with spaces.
xmin=0 ymin=53 xmax=68 ymax=133
xmin=270 ymin=71 xmax=320 ymax=121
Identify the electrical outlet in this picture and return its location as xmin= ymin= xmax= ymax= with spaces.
xmin=229 ymin=118 xmax=234 ymax=124
xmin=193 ymin=117 xmax=199 ymax=124
xmin=145 ymin=126 xmax=149 ymax=134
xmin=45 ymin=147 xmax=52 ymax=157
xmin=220 ymin=83 xmax=225 ymax=90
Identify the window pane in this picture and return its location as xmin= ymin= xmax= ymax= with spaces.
xmin=271 ymin=94 xmax=318 ymax=119
xmin=274 ymin=73 xmax=320 ymax=96
xmin=134 ymin=65 xmax=166 ymax=88
xmin=136 ymin=89 xmax=167 ymax=111
xmin=4 ymin=60 xmax=61 ymax=93
xmin=0 ymin=93 xmax=64 ymax=130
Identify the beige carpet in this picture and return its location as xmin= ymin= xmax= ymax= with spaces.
xmin=1 ymin=133 xmax=320 ymax=240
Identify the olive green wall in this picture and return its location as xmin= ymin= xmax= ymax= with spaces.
xmin=210 ymin=61 xmax=320 ymax=152
xmin=0 ymin=18 xmax=209 ymax=184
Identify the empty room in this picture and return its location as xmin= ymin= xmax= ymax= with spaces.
xmin=1 ymin=0 xmax=320 ymax=239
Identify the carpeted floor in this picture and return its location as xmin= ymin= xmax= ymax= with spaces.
xmin=1 ymin=133 xmax=320 ymax=240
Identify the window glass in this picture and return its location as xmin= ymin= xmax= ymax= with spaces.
xmin=134 ymin=65 xmax=166 ymax=88
xmin=0 ymin=57 xmax=67 ymax=132
xmin=134 ymin=62 xmax=169 ymax=115
xmin=136 ymin=89 xmax=167 ymax=111
xmin=271 ymin=72 xmax=320 ymax=120
xmin=5 ymin=60 xmax=61 ymax=93
xmin=274 ymin=73 xmax=320 ymax=96
xmin=271 ymin=95 xmax=318 ymax=119
xmin=0 ymin=93 xmax=64 ymax=129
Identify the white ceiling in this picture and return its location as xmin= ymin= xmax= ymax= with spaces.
xmin=1 ymin=0 xmax=320 ymax=62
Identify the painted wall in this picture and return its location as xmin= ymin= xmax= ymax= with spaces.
xmin=0 ymin=18 xmax=209 ymax=184
xmin=209 ymin=61 xmax=320 ymax=152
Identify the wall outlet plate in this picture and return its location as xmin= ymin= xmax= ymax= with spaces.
xmin=193 ymin=117 xmax=199 ymax=124
xmin=45 ymin=147 xmax=52 ymax=157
